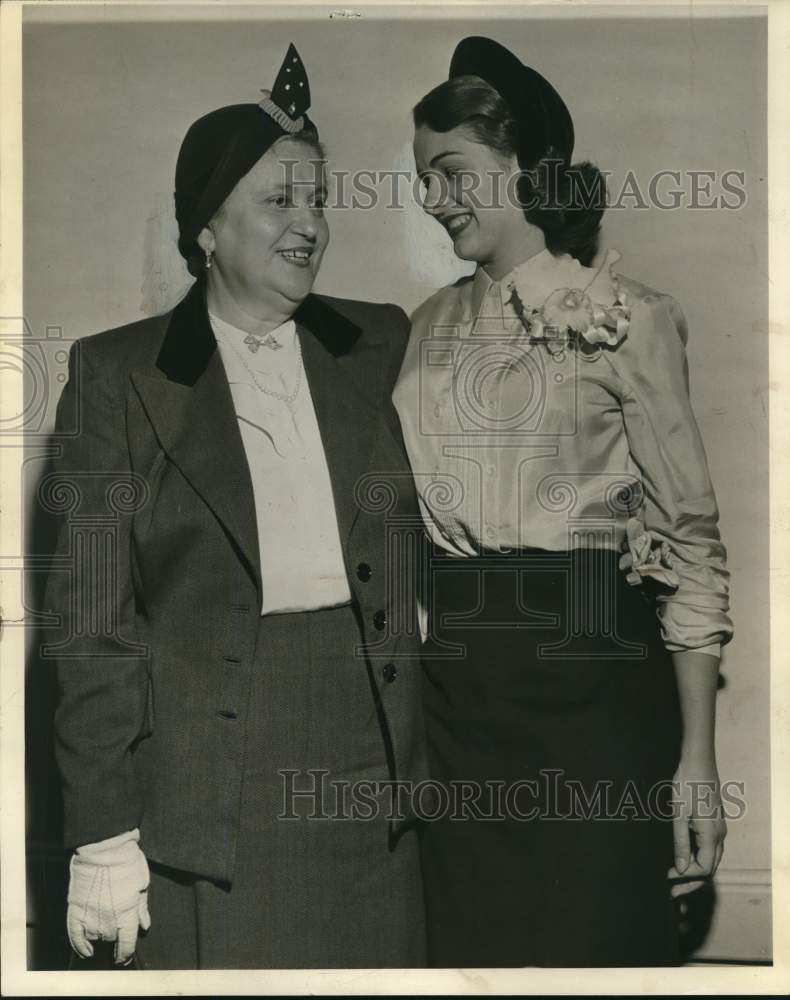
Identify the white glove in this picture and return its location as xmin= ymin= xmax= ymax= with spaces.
xmin=67 ymin=827 xmax=151 ymax=964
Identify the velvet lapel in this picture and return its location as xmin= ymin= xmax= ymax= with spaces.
xmin=130 ymin=282 xmax=262 ymax=592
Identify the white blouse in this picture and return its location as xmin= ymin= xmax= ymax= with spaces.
xmin=210 ymin=312 xmax=352 ymax=615
xmin=392 ymin=249 xmax=733 ymax=655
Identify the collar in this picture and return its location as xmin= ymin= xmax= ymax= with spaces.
xmin=209 ymin=312 xmax=296 ymax=347
xmin=468 ymin=248 xmax=621 ymax=322
xmin=156 ymin=280 xmax=362 ymax=386
xmin=209 ymin=312 xmax=298 ymax=373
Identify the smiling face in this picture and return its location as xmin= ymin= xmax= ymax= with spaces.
xmin=413 ymin=124 xmax=541 ymax=280
xmin=199 ymin=136 xmax=329 ymax=323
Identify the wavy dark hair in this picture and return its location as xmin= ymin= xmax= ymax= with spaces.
xmin=413 ymin=75 xmax=605 ymax=266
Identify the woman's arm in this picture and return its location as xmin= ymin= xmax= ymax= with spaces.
xmin=675 ymin=649 xmax=720 ymax=760
xmin=669 ymin=649 xmax=727 ymax=896
xmin=43 ymin=338 xmax=150 ymax=847
xmin=609 ymin=285 xmax=732 ymax=889
xmin=45 ymin=338 xmax=154 ymax=962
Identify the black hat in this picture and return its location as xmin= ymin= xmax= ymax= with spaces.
xmin=449 ymin=36 xmax=574 ymax=167
xmin=175 ymin=43 xmax=315 ymax=262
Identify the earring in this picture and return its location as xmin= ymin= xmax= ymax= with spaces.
xmin=204 ymin=248 xmax=214 ymax=270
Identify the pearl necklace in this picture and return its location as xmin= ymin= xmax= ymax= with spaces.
xmin=220 ymin=329 xmax=304 ymax=407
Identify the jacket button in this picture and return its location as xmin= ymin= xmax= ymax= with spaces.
xmin=356 ymin=562 xmax=372 ymax=582
xmin=382 ymin=663 xmax=397 ymax=683
xmin=373 ymin=609 xmax=387 ymax=631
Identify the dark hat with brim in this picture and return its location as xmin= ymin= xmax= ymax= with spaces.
xmin=175 ymin=43 xmax=316 ymax=261
xmin=449 ymin=35 xmax=574 ymax=166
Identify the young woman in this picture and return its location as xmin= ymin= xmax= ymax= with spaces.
xmin=393 ymin=36 xmax=733 ymax=968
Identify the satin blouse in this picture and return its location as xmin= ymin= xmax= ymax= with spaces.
xmin=392 ymin=248 xmax=733 ymax=655
xmin=210 ymin=312 xmax=352 ymax=615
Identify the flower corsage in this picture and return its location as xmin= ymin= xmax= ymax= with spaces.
xmin=506 ymin=250 xmax=631 ymax=361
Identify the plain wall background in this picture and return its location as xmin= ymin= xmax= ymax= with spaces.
xmin=23 ymin=5 xmax=768 ymax=959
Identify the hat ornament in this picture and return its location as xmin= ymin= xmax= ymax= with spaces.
xmin=258 ymin=43 xmax=310 ymax=134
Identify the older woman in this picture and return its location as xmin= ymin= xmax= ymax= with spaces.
xmin=393 ymin=36 xmax=733 ymax=967
xmin=46 ymin=45 xmax=427 ymax=969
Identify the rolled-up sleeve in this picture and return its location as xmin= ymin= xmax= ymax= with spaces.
xmin=609 ymin=291 xmax=733 ymax=654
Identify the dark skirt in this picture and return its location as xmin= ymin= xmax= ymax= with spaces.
xmin=420 ymin=547 xmax=682 ymax=968
xmin=136 ymin=603 xmax=425 ymax=969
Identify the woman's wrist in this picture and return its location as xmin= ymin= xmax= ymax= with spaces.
xmin=679 ymin=744 xmax=718 ymax=767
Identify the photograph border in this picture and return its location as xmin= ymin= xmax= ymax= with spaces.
xmin=2 ymin=0 xmax=787 ymax=994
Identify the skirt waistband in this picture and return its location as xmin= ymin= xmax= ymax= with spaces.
xmin=431 ymin=545 xmax=623 ymax=561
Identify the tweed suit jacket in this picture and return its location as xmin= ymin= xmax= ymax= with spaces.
xmin=44 ymin=281 xmax=429 ymax=884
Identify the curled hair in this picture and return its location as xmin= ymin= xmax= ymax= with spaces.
xmin=185 ymin=126 xmax=326 ymax=279
xmin=413 ymin=75 xmax=605 ymax=266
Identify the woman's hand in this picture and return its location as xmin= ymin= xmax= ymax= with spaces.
xmin=67 ymin=829 xmax=151 ymax=964
xmin=668 ymin=755 xmax=727 ymax=897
